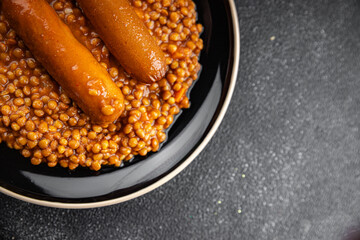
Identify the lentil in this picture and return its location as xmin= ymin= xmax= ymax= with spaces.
xmin=0 ymin=0 xmax=203 ymax=170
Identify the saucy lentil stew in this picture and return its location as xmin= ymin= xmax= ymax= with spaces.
xmin=0 ymin=0 xmax=203 ymax=170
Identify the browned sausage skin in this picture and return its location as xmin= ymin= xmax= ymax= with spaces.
xmin=2 ymin=0 xmax=125 ymax=125
xmin=77 ymin=0 xmax=167 ymax=84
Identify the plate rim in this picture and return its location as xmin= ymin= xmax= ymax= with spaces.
xmin=0 ymin=0 xmax=240 ymax=209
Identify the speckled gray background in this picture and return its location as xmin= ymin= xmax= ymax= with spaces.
xmin=2 ymin=0 xmax=360 ymax=239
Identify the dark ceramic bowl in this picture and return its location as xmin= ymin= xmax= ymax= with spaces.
xmin=0 ymin=0 xmax=239 ymax=208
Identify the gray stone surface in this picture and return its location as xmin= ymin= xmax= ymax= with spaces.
xmin=2 ymin=0 xmax=360 ymax=239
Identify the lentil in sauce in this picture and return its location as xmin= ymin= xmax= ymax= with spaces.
xmin=0 ymin=0 xmax=203 ymax=170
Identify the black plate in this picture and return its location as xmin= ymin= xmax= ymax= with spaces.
xmin=0 ymin=0 xmax=238 ymax=206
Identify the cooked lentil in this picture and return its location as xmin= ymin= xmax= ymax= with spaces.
xmin=0 ymin=0 xmax=203 ymax=170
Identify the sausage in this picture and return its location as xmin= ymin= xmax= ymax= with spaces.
xmin=2 ymin=0 xmax=125 ymax=124
xmin=77 ymin=0 xmax=167 ymax=83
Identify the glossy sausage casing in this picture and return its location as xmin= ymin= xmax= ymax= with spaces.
xmin=2 ymin=0 xmax=125 ymax=124
xmin=77 ymin=0 xmax=167 ymax=83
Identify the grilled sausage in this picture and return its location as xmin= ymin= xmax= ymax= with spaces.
xmin=77 ymin=0 xmax=167 ymax=83
xmin=2 ymin=0 xmax=125 ymax=124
